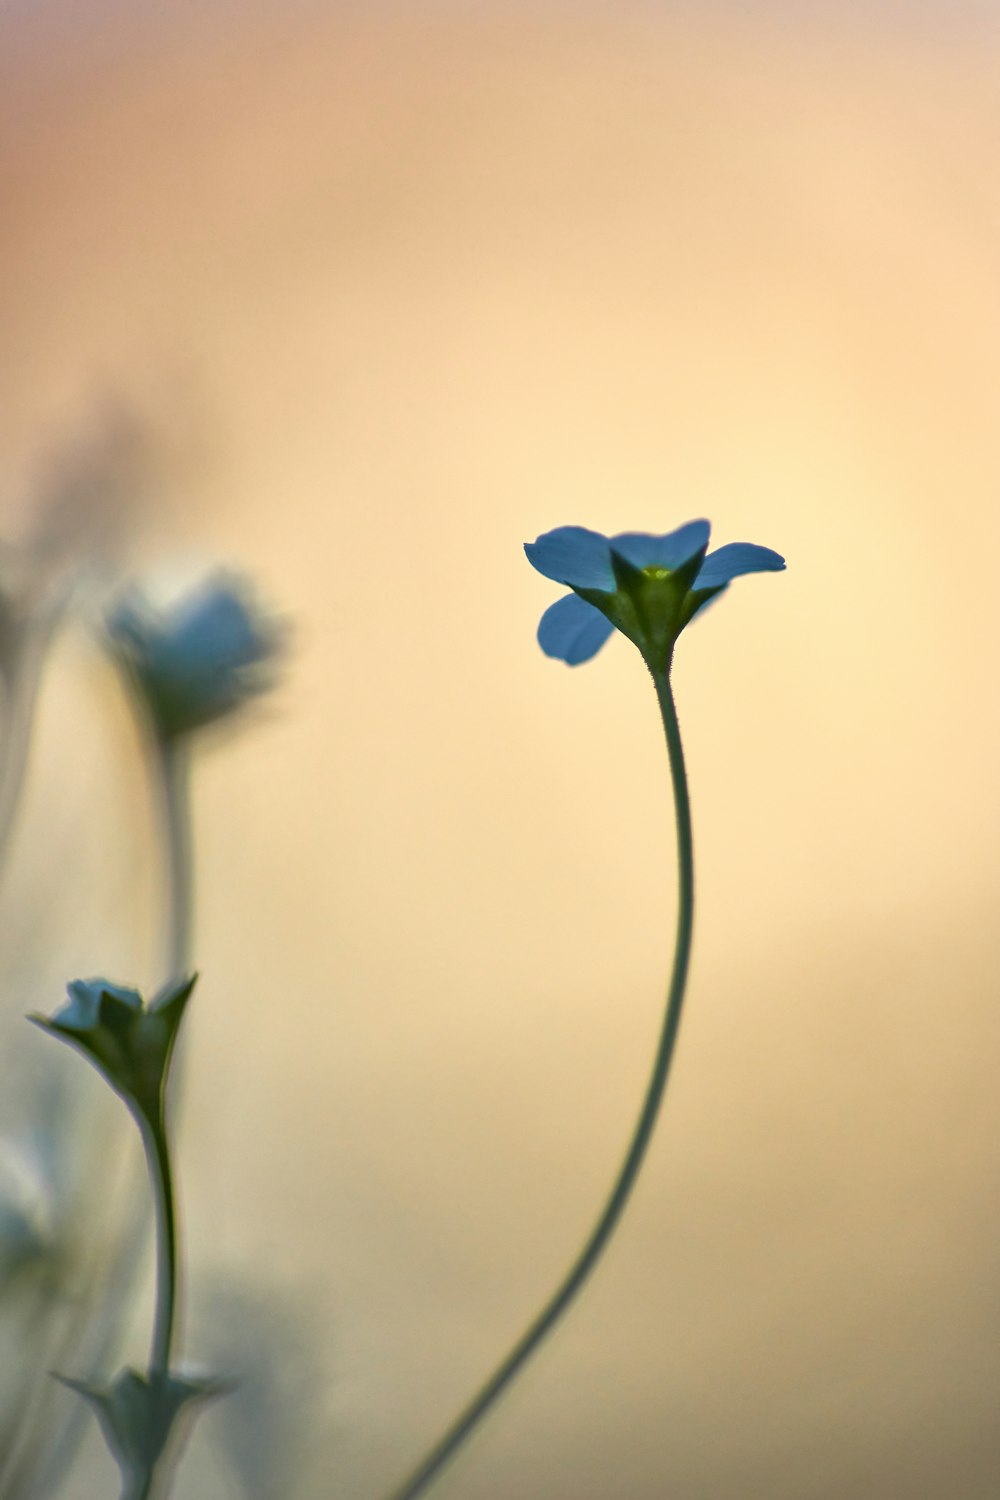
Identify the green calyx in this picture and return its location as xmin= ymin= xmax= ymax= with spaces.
xmin=58 ymin=1367 xmax=227 ymax=1489
xmin=31 ymin=976 xmax=196 ymax=1126
xmin=576 ymin=547 xmax=722 ymax=675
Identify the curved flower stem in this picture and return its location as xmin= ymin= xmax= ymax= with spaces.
xmin=139 ymin=1110 xmax=179 ymax=1380
xmin=147 ymin=740 xmax=189 ymax=1398
xmin=156 ymin=737 xmax=193 ymax=984
xmin=383 ymin=663 xmax=695 ymax=1500
xmin=114 ymin=743 xmax=189 ymax=1500
xmin=130 ymin=1456 xmax=160 ymax=1500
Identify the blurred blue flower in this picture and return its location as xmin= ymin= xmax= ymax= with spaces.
xmin=107 ymin=572 xmax=284 ymax=741
xmin=524 ymin=521 xmax=784 ymax=670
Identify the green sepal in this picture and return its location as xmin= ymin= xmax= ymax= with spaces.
xmin=57 ymin=1366 xmax=227 ymax=1489
xmin=30 ymin=976 xmax=196 ymax=1125
xmin=576 ymin=540 xmax=714 ymax=675
xmin=676 ymin=582 xmax=728 ymax=633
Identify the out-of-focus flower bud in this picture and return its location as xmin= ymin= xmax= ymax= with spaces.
xmin=107 ymin=572 xmax=285 ymax=742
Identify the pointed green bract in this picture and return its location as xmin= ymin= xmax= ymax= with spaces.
xmin=30 ymin=975 xmax=196 ymax=1124
xmin=58 ymin=1367 xmax=226 ymax=1489
xmin=574 ymin=539 xmax=720 ymax=675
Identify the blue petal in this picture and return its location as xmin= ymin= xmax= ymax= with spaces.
xmin=695 ymin=543 xmax=785 ymax=589
xmin=58 ymin=979 xmax=142 ymax=1031
xmin=537 ymin=593 xmax=615 ymax=666
xmin=610 ymin=520 xmax=711 ymax=572
xmin=524 ymin=527 xmax=615 ymax=590
xmin=167 ymin=583 xmax=266 ymax=674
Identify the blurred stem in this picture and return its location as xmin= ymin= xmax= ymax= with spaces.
xmin=122 ymin=1109 xmax=180 ymax=1500
xmin=156 ymin=737 xmax=193 ymax=983
xmin=0 ymin=626 xmax=53 ymax=875
xmin=125 ymin=739 xmax=190 ymax=1500
xmin=7 ymin=668 xmax=196 ymax=1500
xmin=0 ymin=669 xmax=35 ymax=861
xmin=4 ymin=1128 xmax=143 ymax=1500
xmin=139 ymin=1110 xmax=179 ymax=1379
xmin=384 ymin=663 xmax=695 ymax=1500
xmin=0 ymin=1293 xmax=60 ymax=1489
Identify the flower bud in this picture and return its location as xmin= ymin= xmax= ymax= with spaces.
xmin=107 ymin=572 xmax=284 ymax=741
xmin=31 ymin=976 xmax=195 ymax=1125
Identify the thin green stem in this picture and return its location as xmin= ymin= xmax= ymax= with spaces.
xmin=131 ymin=1462 xmax=157 ymax=1500
xmin=138 ymin=1110 xmax=179 ymax=1380
xmin=105 ymin=1110 xmax=180 ymax=1500
xmin=125 ymin=740 xmax=189 ymax=1500
xmin=156 ymin=738 xmax=193 ymax=984
xmin=383 ymin=664 xmax=695 ymax=1500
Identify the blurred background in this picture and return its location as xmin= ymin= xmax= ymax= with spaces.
xmin=1 ymin=0 xmax=999 ymax=1495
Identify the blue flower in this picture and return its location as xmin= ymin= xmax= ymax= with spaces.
xmin=107 ymin=572 xmax=284 ymax=741
xmin=524 ymin=522 xmax=784 ymax=670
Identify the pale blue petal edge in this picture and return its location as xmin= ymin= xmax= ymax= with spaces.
xmin=524 ymin=527 xmax=615 ymax=590
xmin=695 ymin=543 xmax=785 ymax=589
xmin=610 ymin=520 xmax=711 ymax=572
xmin=58 ymin=979 xmax=142 ymax=1030
xmin=537 ymin=593 xmax=615 ymax=666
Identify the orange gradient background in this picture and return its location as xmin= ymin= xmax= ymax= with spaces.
xmin=1 ymin=3 xmax=999 ymax=1496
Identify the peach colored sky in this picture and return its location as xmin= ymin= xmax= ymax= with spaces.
xmin=1 ymin=5 xmax=999 ymax=1497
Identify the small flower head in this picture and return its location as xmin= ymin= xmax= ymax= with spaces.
xmin=107 ymin=571 xmax=284 ymax=742
xmin=525 ymin=521 xmax=784 ymax=672
xmin=30 ymin=976 xmax=196 ymax=1124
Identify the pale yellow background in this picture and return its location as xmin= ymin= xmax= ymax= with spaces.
xmin=1 ymin=2 xmax=999 ymax=1497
